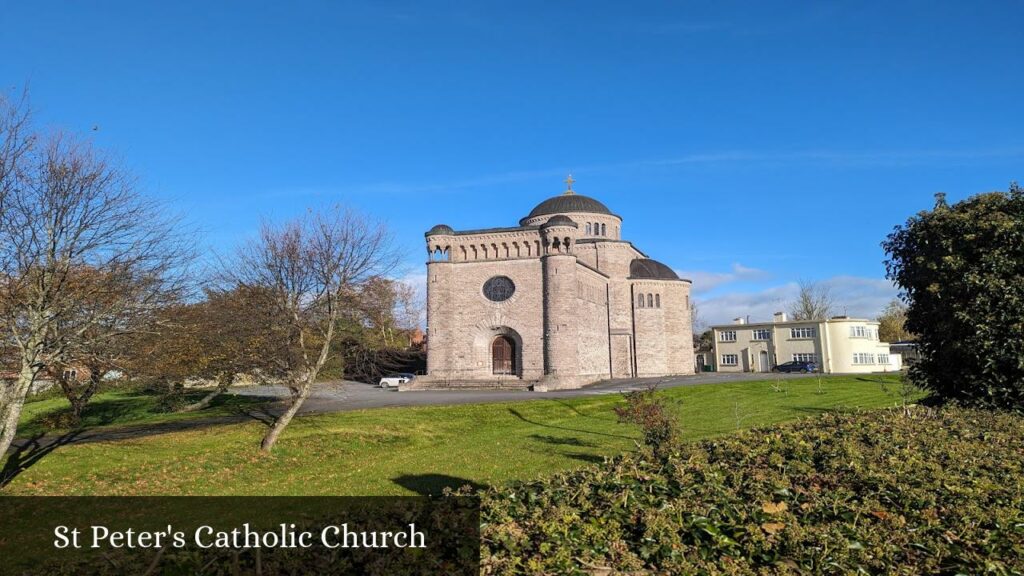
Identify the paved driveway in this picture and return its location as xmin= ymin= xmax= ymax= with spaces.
xmin=232 ymin=372 xmax=818 ymax=415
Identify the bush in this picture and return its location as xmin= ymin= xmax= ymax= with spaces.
xmin=613 ymin=386 xmax=679 ymax=458
xmin=883 ymin=184 xmax=1024 ymax=410
xmin=480 ymin=407 xmax=1024 ymax=575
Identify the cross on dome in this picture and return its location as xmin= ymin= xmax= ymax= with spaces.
xmin=563 ymin=173 xmax=575 ymax=195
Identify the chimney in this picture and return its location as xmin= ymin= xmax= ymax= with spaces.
xmin=773 ymin=312 xmax=788 ymax=323
xmin=733 ymin=317 xmax=747 ymax=325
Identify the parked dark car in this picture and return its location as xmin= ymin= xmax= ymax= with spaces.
xmin=773 ymin=361 xmax=817 ymax=373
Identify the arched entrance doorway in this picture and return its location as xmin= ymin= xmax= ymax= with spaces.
xmin=491 ymin=335 xmax=516 ymax=375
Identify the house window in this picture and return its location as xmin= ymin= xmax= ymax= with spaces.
xmin=719 ymin=330 xmax=737 ymax=342
xmin=62 ymin=369 xmax=77 ymax=381
xmin=850 ymin=326 xmax=867 ymax=338
xmin=721 ymin=354 xmax=738 ymax=366
xmin=790 ymin=327 xmax=816 ymax=339
xmin=793 ymin=353 xmax=817 ymax=363
xmin=752 ymin=329 xmax=771 ymax=341
xmin=877 ymin=353 xmax=890 ymax=365
xmin=853 ymin=353 xmax=875 ymax=365
xmin=655 ymin=294 xmax=661 ymax=308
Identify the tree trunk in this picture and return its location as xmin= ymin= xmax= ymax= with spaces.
xmin=259 ymin=378 xmax=311 ymax=452
xmin=70 ymin=372 xmax=102 ymax=421
xmin=260 ymin=317 xmax=336 ymax=453
xmin=179 ymin=373 xmax=233 ymax=413
xmin=0 ymin=364 xmax=36 ymax=459
xmin=58 ymin=369 xmax=103 ymax=423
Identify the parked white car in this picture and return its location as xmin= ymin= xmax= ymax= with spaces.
xmin=378 ymin=373 xmax=416 ymax=388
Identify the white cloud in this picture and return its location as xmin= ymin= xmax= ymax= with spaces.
xmin=696 ymin=276 xmax=898 ymax=327
xmin=676 ymin=262 xmax=769 ymax=294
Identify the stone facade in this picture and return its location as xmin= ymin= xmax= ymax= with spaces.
xmin=416 ymin=184 xmax=694 ymax=391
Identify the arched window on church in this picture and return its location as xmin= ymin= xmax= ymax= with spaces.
xmin=637 ymin=294 xmax=645 ymax=308
xmin=585 ymin=223 xmax=592 ymax=235
xmin=648 ymin=294 xmax=654 ymax=308
xmin=655 ymin=294 xmax=661 ymax=308
xmin=601 ymin=223 xmax=606 ymax=236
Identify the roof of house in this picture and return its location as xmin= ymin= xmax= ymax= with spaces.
xmin=711 ymin=317 xmax=880 ymax=329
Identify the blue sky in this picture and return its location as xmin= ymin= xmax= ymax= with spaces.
xmin=2 ymin=1 xmax=1021 ymax=324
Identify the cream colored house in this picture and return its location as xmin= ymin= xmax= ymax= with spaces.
xmin=711 ymin=313 xmax=899 ymax=374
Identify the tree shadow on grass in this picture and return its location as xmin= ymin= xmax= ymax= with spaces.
xmin=230 ymin=403 xmax=277 ymax=427
xmin=1 ymin=430 xmax=83 ymax=489
xmin=507 ymin=408 xmax=633 ymax=440
xmin=550 ymin=399 xmax=617 ymax=423
xmin=528 ymin=434 xmax=597 ymax=447
xmin=391 ymin=474 xmax=487 ymax=497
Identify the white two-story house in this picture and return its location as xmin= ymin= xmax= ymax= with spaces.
xmin=711 ymin=313 xmax=900 ymax=374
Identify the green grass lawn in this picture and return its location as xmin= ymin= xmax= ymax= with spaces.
xmin=3 ymin=374 xmax=912 ymax=496
xmin=16 ymin=389 xmax=271 ymax=438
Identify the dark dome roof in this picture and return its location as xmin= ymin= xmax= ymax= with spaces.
xmin=541 ymin=214 xmax=578 ymax=228
xmin=630 ymin=258 xmax=680 ymax=280
xmin=425 ymin=224 xmax=454 ymax=236
xmin=525 ymin=193 xmax=613 ymax=220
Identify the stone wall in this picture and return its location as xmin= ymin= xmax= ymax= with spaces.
xmin=664 ymin=281 xmax=695 ymax=375
xmin=427 ymin=258 xmax=545 ymax=381
xmin=632 ymin=279 xmax=669 ymax=376
xmin=575 ymin=264 xmax=612 ymax=378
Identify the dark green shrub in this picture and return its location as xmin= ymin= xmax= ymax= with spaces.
xmin=613 ymin=386 xmax=679 ymax=458
xmin=883 ymin=184 xmax=1024 ymax=410
xmin=480 ymin=407 xmax=1024 ymax=575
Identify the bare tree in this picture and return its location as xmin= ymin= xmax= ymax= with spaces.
xmin=789 ymin=280 xmax=835 ymax=321
xmin=0 ymin=120 xmax=190 ymax=457
xmin=0 ymin=92 xmax=34 ymax=419
xmin=229 ymin=206 xmax=398 ymax=452
xmin=360 ymin=277 xmax=423 ymax=347
xmin=877 ymin=299 xmax=913 ymax=342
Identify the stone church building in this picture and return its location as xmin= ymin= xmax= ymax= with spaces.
xmin=416 ymin=178 xmax=693 ymax=391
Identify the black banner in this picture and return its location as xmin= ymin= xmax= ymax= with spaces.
xmin=0 ymin=497 xmax=479 ymax=575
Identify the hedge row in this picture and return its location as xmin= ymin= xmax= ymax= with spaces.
xmin=479 ymin=407 xmax=1024 ymax=575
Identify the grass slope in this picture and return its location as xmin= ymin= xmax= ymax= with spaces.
xmin=3 ymin=375 xmax=907 ymax=496
xmin=16 ymin=390 xmax=269 ymax=438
